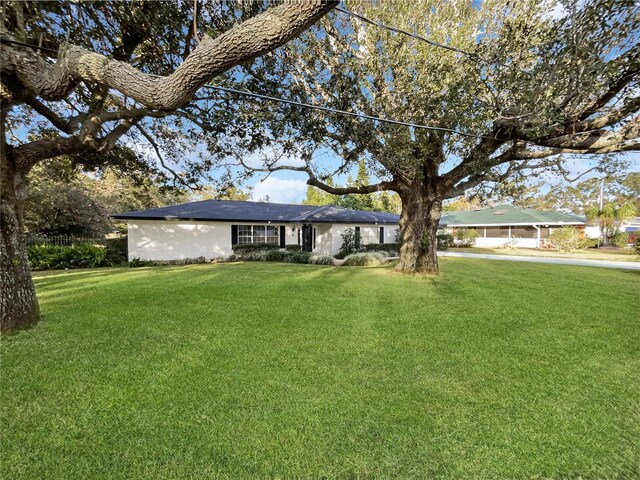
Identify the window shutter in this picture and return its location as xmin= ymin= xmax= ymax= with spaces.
xmin=355 ymin=226 xmax=361 ymax=249
xmin=231 ymin=225 xmax=238 ymax=246
xmin=379 ymin=226 xmax=384 ymax=244
xmin=279 ymin=226 xmax=286 ymax=248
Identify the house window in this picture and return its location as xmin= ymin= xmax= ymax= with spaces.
xmin=357 ymin=226 xmax=378 ymax=245
xmin=236 ymin=225 xmax=279 ymax=245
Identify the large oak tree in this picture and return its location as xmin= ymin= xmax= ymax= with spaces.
xmin=1 ymin=0 xmax=337 ymax=332
xmin=211 ymin=0 xmax=639 ymax=275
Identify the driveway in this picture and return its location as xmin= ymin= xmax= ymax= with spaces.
xmin=438 ymin=251 xmax=640 ymax=270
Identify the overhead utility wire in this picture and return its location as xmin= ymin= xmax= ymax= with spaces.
xmin=0 ymin=37 xmax=58 ymax=54
xmin=2 ymin=37 xmax=503 ymax=141
xmin=335 ymin=6 xmax=475 ymax=58
xmin=196 ymin=84 xmax=501 ymax=140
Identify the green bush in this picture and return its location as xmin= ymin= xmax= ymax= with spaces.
xmin=228 ymin=249 xmax=334 ymax=265
xmin=634 ymin=237 xmax=640 ymax=255
xmin=436 ymin=233 xmax=454 ymax=250
xmin=28 ymin=244 xmax=108 ymax=270
xmin=338 ymin=228 xmax=363 ymax=258
xmin=284 ymin=251 xmax=311 ymax=263
xmin=579 ymin=237 xmax=599 ymax=249
xmin=308 ymin=254 xmax=334 ymax=265
xmin=264 ymin=249 xmax=289 ymax=262
xmin=105 ymin=237 xmax=128 ymax=265
xmin=232 ymin=243 xmax=280 ymax=253
xmin=284 ymin=245 xmax=302 ymax=252
xmin=455 ymin=228 xmax=479 ymax=248
xmin=549 ymin=227 xmax=582 ymax=252
xmin=363 ymin=243 xmax=399 ymax=256
xmin=128 ymin=256 xmax=209 ymax=267
xmin=342 ymin=252 xmax=386 ymax=266
xmin=609 ymin=230 xmax=630 ymax=248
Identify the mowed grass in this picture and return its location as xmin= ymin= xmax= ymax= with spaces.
xmin=2 ymin=260 xmax=639 ymax=479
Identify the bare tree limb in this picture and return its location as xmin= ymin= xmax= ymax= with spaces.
xmin=134 ymin=124 xmax=194 ymax=189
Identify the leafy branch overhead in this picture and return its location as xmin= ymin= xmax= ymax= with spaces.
xmin=1 ymin=0 xmax=338 ymax=332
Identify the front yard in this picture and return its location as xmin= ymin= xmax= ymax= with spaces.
xmin=2 ymin=260 xmax=639 ymax=478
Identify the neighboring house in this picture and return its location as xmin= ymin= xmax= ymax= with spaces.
xmin=112 ymin=200 xmax=400 ymax=261
xmin=440 ymin=204 xmax=588 ymax=248
xmin=621 ymin=217 xmax=640 ymax=233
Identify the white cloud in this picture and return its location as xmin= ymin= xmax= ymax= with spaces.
xmin=251 ymin=177 xmax=308 ymax=204
xmin=241 ymin=148 xmax=305 ymax=170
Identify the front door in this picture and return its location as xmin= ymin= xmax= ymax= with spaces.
xmin=302 ymin=224 xmax=313 ymax=252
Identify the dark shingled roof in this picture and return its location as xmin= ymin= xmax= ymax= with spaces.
xmin=112 ymin=199 xmax=401 ymax=224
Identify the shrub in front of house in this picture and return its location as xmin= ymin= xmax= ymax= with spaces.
xmin=128 ymin=256 xmax=209 ymax=267
xmin=454 ymin=228 xmax=479 ymax=248
xmin=363 ymin=243 xmax=400 ymax=256
xmin=634 ymin=237 xmax=640 ymax=255
xmin=342 ymin=252 xmax=387 ymax=266
xmin=228 ymin=249 xmax=334 ymax=265
xmin=308 ymin=254 xmax=335 ymax=265
xmin=549 ymin=227 xmax=582 ymax=252
xmin=232 ymin=243 xmax=280 ymax=253
xmin=284 ymin=245 xmax=302 ymax=252
xmin=105 ymin=237 xmax=128 ymax=265
xmin=28 ymin=244 xmax=109 ymax=270
xmin=337 ymin=227 xmax=363 ymax=258
xmin=436 ymin=233 xmax=454 ymax=250
xmin=609 ymin=230 xmax=630 ymax=248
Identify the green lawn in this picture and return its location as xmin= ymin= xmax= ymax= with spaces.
xmin=2 ymin=260 xmax=639 ymax=479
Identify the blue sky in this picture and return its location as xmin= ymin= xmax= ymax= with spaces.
xmin=245 ymin=150 xmax=640 ymax=204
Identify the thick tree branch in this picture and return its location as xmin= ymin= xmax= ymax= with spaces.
xmin=307 ymin=175 xmax=396 ymax=195
xmin=22 ymin=93 xmax=73 ymax=134
xmin=1 ymin=1 xmax=337 ymax=110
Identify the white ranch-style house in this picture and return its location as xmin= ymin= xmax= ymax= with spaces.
xmin=113 ymin=200 xmax=400 ymax=261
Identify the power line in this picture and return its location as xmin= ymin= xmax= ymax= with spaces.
xmin=2 ymin=36 xmax=502 ymax=141
xmin=0 ymin=37 xmax=58 ymax=54
xmin=196 ymin=84 xmax=500 ymax=140
xmin=335 ymin=6 xmax=475 ymax=58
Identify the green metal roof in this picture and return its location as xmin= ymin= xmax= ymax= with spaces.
xmin=440 ymin=204 xmax=585 ymax=226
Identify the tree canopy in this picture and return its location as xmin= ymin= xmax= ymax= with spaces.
xmin=207 ymin=0 xmax=639 ymax=274
xmin=1 ymin=0 xmax=337 ymax=331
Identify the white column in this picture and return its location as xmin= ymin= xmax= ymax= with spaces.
xmin=533 ymin=225 xmax=541 ymax=248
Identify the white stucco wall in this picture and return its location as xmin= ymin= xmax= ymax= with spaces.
xmin=329 ymin=224 xmax=399 ymax=256
xmin=127 ymin=220 xmax=229 ymax=261
xmin=584 ymin=226 xmax=600 ymax=238
xmin=126 ymin=220 xmax=399 ymax=260
xmin=127 ymin=220 xmax=300 ymax=261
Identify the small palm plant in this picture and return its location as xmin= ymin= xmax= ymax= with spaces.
xmin=586 ymin=200 xmax=637 ymax=246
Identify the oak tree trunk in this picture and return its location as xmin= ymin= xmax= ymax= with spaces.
xmin=395 ymin=187 xmax=443 ymax=275
xmin=1 ymin=143 xmax=39 ymax=332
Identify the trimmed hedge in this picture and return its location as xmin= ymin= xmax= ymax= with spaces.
xmin=284 ymin=245 xmax=303 ymax=252
xmin=342 ymin=252 xmax=387 ymax=266
xmin=363 ymin=243 xmax=399 ymax=255
xmin=232 ymin=243 xmax=280 ymax=253
xmin=128 ymin=257 xmax=209 ymax=267
xmin=28 ymin=244 xmax=108 ymax=270
xmin=228 ymin=249 xmax=334 ymax=265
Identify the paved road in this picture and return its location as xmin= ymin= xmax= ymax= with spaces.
xmin=438 ymin=251 xmax=640 ymax=270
